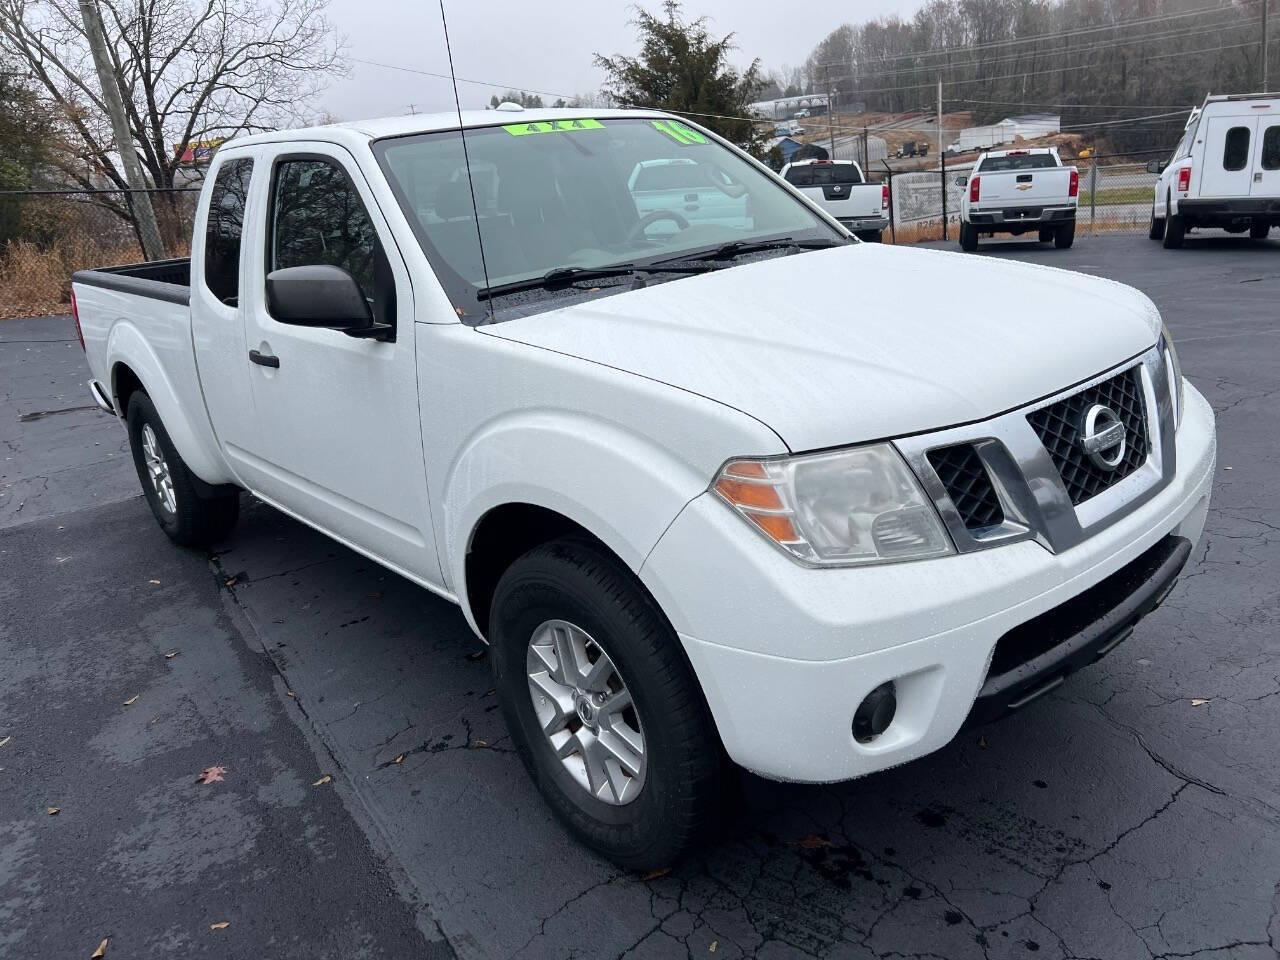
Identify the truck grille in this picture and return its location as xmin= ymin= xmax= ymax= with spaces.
xmin=1027 ymin=367 xmax=1149 ymax=506
xmin=927 ymin=444 xmax=1004 ymax=531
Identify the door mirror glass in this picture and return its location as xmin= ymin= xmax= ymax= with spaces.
xmin=954 ymin=176 xmax=968 ymax=187
xmin=1146 ymin=159 xmax=1165 ymax=174
xmin=266 ymin=264 xmax=372 ymax=330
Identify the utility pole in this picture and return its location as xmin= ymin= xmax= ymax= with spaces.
xmin=937 ymin=76 xmax=943 ymax=160
xmin=78 ymin=0 xmax=165 ymax=261
xmin=825 ymin=66 xmax=837 ymax=159
xmin=1263 ymin=0 xmax=1270 ymax=90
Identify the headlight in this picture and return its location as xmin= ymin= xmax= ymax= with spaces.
xmin=712 ymin=444 xmax=955 ymax=566
xmin=1161 ymin=322 xmax=1184 ymax=429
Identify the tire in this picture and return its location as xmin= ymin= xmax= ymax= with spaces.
xmin=1148 ymin=204 xmax=1165 ymax=240
xmin=126 ymin=392 xmax=239 ymax=547
xmin=959 ymin=221 xmax=979 ymax=252
xmin=1038 ymin=227 xmax=1054 ymax=243
xmin=1054 ymin=221 xmax=1075 ymax=249
xmin=857 ymin=229 xmax=882 ymax=242
xmin=1162 ymin=193 xmax=1185 ymax=249
xmin=1250 ymin=221 xmax=1270 ymax=240
xmin=489 ymin=537 xmax=722 ymax=870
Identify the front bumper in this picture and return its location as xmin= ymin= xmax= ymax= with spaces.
xmin=638 ymin=383 xmax=1216 ymax=783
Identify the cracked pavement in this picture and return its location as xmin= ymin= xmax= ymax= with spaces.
xmin=2 ymin=234 xmax=1278 ymax=958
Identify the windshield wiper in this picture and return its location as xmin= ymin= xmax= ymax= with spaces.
xmin=661 ymin=237 xmax=844 ymax=266
xmin=478 ymin=262 xmax=712 ymax=301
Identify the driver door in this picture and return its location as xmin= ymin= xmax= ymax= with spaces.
xmin=231 ymin=142 xmax=442 ymax=586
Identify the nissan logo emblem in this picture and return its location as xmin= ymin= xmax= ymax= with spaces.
xmin=1080 ymin=404 xmax=1126 ymax=470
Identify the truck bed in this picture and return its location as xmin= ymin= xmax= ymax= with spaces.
xmin=71 ymin=258 xmax=191 ymax=306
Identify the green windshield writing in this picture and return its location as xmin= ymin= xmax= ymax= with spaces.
xmin=503 ymin=118 xmax=606 ymax=136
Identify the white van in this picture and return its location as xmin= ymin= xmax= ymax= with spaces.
xmin=1149 ymin=92 xmax=1280 ymax=247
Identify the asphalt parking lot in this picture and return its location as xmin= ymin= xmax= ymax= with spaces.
xmin=2 ymin=232 xmax=1278 ymax=959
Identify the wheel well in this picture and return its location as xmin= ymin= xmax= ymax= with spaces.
xmin=111 ymin=362 xmax=144 ymax=417
xmin=465 ymin=503 xmax=610 ymax=639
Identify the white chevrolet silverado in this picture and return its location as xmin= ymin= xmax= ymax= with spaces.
xmin=71 ymin=109 xmax=1216 ymax=869
xmin=956 ymin=147 xmax=1080 ymax=251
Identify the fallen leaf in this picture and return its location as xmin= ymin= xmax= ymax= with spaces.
xmin=286 ymin=691 xmax=296 ymax=698
xmin=122 ymin=694 xmax=139 ymax=706
xmin=164 ymin=651 xmax=178 ymax=659
xmin=709 ymin=941 xmax=718 ymax=953
xmin=472 ymin=739 xmax=488 ymax=748
xmin=209 ymin=921 xmax=229 ymax=930
xmin=465 ymin=649 xmax=486 ymax=662
xmin=224 ymin=577 xmax=237 ymax=588
xmin=795 ymin=834 xmax=831 ymax=849
xmin=977 ymin=736 xmax=988 ymax=749
xmin=393 ymin=754 xmax=404 ymax=765
xmin=196 ymin=766 xmax=226 ymax=784
xmin=1191 ymin=698 xmax=1211 ymax=706
xmin=0 ymin=736 xmax=10 ymax=747
xmin=47 ymin=806 xmax=59 ymax=815
xmin=641 ymin=867 xmax=671 ymax=881
xmin=148 ymin=579 xmax=161 ymax=585
xmin=91 ymin=937 xmax=109 ymax=958
xmin=313 ymin=775 xmax=331 ymax=786
xmin=1223 ymin=466 xmax=1233 ymax=470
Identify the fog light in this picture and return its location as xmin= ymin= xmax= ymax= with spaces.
xmin=853 ymin=682 xmax=897 ymax=743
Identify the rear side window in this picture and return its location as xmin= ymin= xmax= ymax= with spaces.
xmin=976 ymin=153 xmax=1057 ymax=172
xmin=1262 ymin=126 xmax=1280 ymax=171
xmin=270 ymin=158 xmax=379 ymax=305
xmin=204 ymin=158 xmax=253 ymax=305
xmin=784 ymin=164 xmax=864 ymax=186
xmin=1223 ymin=127 xmax=1250 ymax=171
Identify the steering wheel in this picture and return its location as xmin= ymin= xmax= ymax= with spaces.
xmin=627 ymin=209 xmax=691 ymax=243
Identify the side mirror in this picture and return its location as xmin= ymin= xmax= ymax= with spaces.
xmin=1146 ymin=159 xmax=1165 ymax=174
xmin=954 ymin=176 xmax=968 ymax=187
xmin=267 ymin=264 xmax=372 ymax=331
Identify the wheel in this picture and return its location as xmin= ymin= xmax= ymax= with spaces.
xmin=959 ymin=221 xmax=979 ymax=251
xmin=1038 ymin=227 xmax=1054 ymax=243
xmin=1162 ymin=193 xmax=1185 ymax=249
xmin=126 ymin=392 xmax=239 ymax=547
xmin=1054 ymin=221 xmax=1075 ymax=249
xmin=489 ymin=537 xmax=722 ymax=869
xmin=856 ymin=230 xmax=882 ymax=242
xmin=1148 ymin=201 xmax=1166 ymax=240
xmin=1250 ymin=221 xmax=1270 ymax=240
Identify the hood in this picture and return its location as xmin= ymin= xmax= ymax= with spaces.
xmin=483 ymin=243 xmax=1162 ymax=452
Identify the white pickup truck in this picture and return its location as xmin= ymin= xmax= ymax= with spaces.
xmin=780 ymin=158 xmax=889 ymax=240
xmin=72 ymin=108 xmax=1215 ymax=869
xmin=956 ymin=147 xmax=1079 ymax=251
xmin=1147 ymin=92 xmax=1280 ymax=248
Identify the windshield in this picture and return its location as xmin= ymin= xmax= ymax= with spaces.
xmin=784 ymin=163 xmax=864 ymax=186
xmin=374 ymin=116 xmax=840 ymax=321
xmin=977 ymin=153 xmax=1058 ymax=172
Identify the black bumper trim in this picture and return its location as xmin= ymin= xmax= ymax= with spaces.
xmin=963 ymin=534 xmax=1192 ymax=729
xmin=1178 ymin=197 xmax=1280 ymax=218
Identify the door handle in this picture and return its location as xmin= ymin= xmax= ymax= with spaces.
xmin=248 ymin=349 xmax=280 ymax=368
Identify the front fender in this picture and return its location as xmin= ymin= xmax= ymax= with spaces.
xmin=107 ymin=322 xmax=234 ymax=485
xmin=442 ymin=409 xmax=714 ymax=627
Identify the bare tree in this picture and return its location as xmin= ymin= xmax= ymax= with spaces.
xmin=0 ymin=0 xmax=343 ymax=232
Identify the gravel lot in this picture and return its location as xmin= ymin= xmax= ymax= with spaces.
xmin=2 ymin=233 xmax=1277 ymax=959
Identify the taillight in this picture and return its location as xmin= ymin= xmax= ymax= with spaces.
xmin=881 ymin=183 xmax=889 ymax=211
xmin=969 ymin=176 xmax=981 ymax=202
xmin=1069 ymin=169 xmax=1079 ymax=197
xmin=1177 ymin=166 xmax=1192 ymax=192
xmin=70 ymin=289 xmax=85 ymax=351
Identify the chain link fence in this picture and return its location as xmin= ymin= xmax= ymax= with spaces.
xmin=880 ymin=154 xmax=1160 ymax=245
xmin=1 ymin=187 xmax=199 ymax=318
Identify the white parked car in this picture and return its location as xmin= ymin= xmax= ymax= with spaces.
xmin=780 ymin=158 xmax=889 ymax=240
xmin=71 ymin=109 xmax=1215 ymax=868
xmin=956 ymin=147 xmax=1079 ymax=251
xmin=1148 ymin=92 xmax=1280 ymax=247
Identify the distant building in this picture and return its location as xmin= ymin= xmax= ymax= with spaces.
xmin=957 ymin=114 xmax=1060 ymax=151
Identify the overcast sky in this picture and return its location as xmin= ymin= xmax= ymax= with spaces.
xmin=319 ymin=0 xmax=925 ymax=121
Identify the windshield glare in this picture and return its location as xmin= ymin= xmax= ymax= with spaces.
xmin=374 ymin=117 xmax=838 ymax=320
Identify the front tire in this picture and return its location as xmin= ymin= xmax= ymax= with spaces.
xmin=1054 ymin=221 xmax=1076 ymax=249
xmin=1162 ymin=193 xmax=1186 ymax=248
xmin=126 ymin=392 xmax=239 ymax=547
xmin=489 ymin=538 xmax=722 ymax=870
xmin=1250 ymin=221 xmax=1270 ymax=240
xmin=1038 ymin=227 xmax=1054 ymax=243
xmin=959 ymin=221 xmax=979 ymax=251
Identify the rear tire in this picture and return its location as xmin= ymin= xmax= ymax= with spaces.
xmin=1054 ymin=221 xmax=1076 ymax=249
xmin=1250 ymin=221 xmax=1270 ymax=240
xmin=1162 ymin=193 xmax=1185 ymax=249
xmin=959 ymin=221 xmax=979 ymax=252
xmin=126 ymin=392 xmax=239 ymax=547
xmin=489 ymin=537 xmax=722 ymax=870
xmin=1148 ymin=204 xmax=1165 ymax=240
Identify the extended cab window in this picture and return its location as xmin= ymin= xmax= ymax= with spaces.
xmin=1223 ymin=127 xmax=1250 ymax=171
xmin=204 ymin=158 xmax=253 ymax=305
xmin=269 ymin=158 xmax=380 ymax=307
